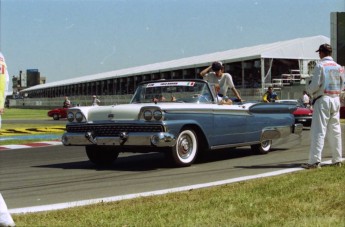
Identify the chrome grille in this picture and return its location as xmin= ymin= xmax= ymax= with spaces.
xmin=66 ymin=124 xmax=164 ymax=136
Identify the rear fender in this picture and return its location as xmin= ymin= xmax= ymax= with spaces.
xmin=249 ymin=103 xmax=297 ymax=114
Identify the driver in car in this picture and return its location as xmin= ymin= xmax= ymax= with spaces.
xmin=219 ymin=96 xmax=233 ymax=105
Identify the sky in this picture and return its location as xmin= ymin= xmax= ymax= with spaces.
xmin=0 ymin=0 xmax=344 ymax=86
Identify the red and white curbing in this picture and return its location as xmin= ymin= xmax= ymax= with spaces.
xmin=0 ymin=141 xmax=62 ymax=151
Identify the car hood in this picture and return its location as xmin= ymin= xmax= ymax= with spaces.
xmin=69 ymin=104 xmax=146 ymax=121
xmin=68 ymin=102 xmax=296 ymax=122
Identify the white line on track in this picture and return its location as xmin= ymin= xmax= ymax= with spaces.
xmin=9 ymin=167 xmax=307 ymax=214
xmin=7 ymin=152 xmax=343 ymax=215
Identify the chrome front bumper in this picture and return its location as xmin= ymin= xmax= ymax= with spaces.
xmin=62 ymin=132 xmax=176 ymax=147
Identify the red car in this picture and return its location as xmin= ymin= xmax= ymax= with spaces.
xmin=47 ymin=107 xmax=68 ymax=120
xmin=277 ymin=100 xmax=313 ymax=127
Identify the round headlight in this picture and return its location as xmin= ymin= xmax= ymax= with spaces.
xmin=153 ymin=110 xmax=163 ymax=121
xmin=143 ymin=110 xmax=153 ymax=121
xmin=75 ymin=112 xmax=84 ymax=122
xmin=67 ymin=112 xmax=75 ymax=122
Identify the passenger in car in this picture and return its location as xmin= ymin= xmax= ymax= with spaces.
xmin=199 ymin=61 xmax=242 ymax=103
xmin=152 ymin=94 xmax=166 ymax=103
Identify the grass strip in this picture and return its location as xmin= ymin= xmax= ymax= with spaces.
xmin=2 ymin=108 xmax=50 ymax=120
xmin=12 ymin=166 xmax=345 ymax=226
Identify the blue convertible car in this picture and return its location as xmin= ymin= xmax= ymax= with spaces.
xmin=62 ymin=79 xmax=302 ymax=167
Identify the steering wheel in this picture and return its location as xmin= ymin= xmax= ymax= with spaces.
xmin=198 ymin=95 xmax=211 ymax=103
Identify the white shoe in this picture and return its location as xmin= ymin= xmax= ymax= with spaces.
xmin=0 ymin=194 xmax=15 ymax=227
xmin=301 ymin=162 xmax=321 ymax=169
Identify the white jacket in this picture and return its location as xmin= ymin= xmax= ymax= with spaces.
xmin=306 ymin=56 xmax=344 ymax=99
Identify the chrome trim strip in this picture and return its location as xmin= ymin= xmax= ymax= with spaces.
xmin=165 ymin=107 xmax=251 ymax=116
xmin=211 ymin=141 xmax=260 ymax=150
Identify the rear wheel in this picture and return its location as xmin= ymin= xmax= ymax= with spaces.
xmin=251 ymin=140 xmax=272 ymax=154
xmin=86 ymin=145 xmax=119 ymax=166
xmin=53 ymin=113 xmax=59 ymax=120
xmin=167 ymin=128 xmax=198 ymax=167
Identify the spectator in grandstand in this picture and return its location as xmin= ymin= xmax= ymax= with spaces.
xmin=92 ymin=95 xmax=101 ymax=106
xmin=63 ymin=96 xmax=71 ymax=108
xmin=262 ymin=86 xmax=278 ymax=102
xmin=302 ymin=90 xmax=311 ymax=108
xmin=5 ymin=99 xmax=9 ymax=108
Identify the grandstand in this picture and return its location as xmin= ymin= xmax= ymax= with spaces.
xmin=11 ymin=35 xmax=329 ymax=108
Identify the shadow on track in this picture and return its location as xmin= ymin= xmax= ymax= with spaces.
xmin=33 ymin=147 xmax=290 ymax=171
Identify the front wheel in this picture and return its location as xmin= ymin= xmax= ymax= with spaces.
xmin=167 ymin=128 xmax=198 ymax=167
xmin=86 ymin=145 xmax=119 ymax=166
xmin=251 ymin=140 xmax=272 ymax=154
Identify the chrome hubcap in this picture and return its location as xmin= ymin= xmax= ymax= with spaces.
xmin=178 ymin=135 xmax=192 ymax=158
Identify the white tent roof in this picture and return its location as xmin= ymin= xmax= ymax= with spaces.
xmin=23 ymin=35 xmax=329 ymax=91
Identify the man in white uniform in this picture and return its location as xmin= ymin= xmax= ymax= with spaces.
xmin=199 ymin=61 xmax=242 ymax=102
xmin=0 ymin=52 xmax=16 ymax=227
xmin=0 ymin=52 xmax=9 ymax=129
xmin=302 ymin=44 xmax=345 ymax=169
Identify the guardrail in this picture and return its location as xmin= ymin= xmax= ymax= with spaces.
xmin=7 ymin=86 xmax=324 ymax=109
xmin=8 ymin=95 xmax=133 ymax=109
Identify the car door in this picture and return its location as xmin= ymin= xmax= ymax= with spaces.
xmin=210 ymin=105 xmax=248 ymax=146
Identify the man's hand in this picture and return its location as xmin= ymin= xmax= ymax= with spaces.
xmin=0 ymin=108 xmax=4 ymax=114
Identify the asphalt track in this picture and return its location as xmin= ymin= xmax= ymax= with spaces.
xmin=0 ymin=125 xmax=344 ymax=214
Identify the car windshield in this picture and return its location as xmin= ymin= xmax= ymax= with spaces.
xmin=130 ymin=81 xmax=214 ymax=104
